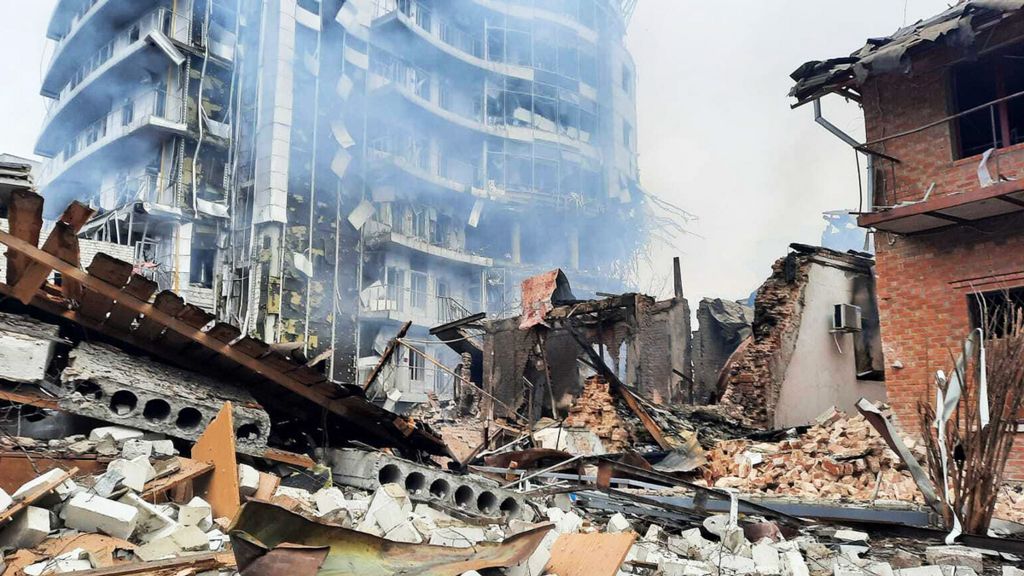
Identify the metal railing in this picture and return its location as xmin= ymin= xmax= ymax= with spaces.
xmin=860 ymin=93 xmax=1024 ymax=211
xmin=41 ymin=89 xmax=183 ymax=184
xmin=47 ymin=9 xmax=191 ymax=117
xmin=360 ymin=283 xmax=482 ymax=324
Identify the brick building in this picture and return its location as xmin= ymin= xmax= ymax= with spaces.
xmin=791 ymin=2 xmax=1024 ymax=478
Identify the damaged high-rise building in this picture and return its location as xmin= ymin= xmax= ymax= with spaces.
xmin=34 ymin=0 xmax=647 ymax=399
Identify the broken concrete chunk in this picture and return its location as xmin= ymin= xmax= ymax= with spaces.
xmin=121 ymin=439 xmax=153 ymax=460
xmin=780 ymin=549 xmax=810 ymax=576
xmin=0 ymin=506 xmax=51 ymax=549
xmin=1003 ymin=568 xmax=1024 ymax=576
xmin=892 ymin=550 xmax=924 ymax=569
xmin=752 ymin=542 xmax=781 ymax=576
xmin=0 ymin=487 xmax=11 ymax=514
xmin=506 ymin=538 xmax=553 ymax=576
xmin=238 ymin=464 xmax=260 ymax=497
xmin=92 ymin=469 xmax=126 ymax=498
xmin=925 ymin=547 xmax=985 ymax=574
xmin=660 ymin=559 xmax=716 ymax=576
xmin=833 ymin=529 xmax=869 ymax=542
xmin=24 ymin=548 xmax=92 ymax=575
xmin=428 ymin=526 xmax=487 ymax=548
xmin=106 ymin=457 xmax=151 ymax=492
xmin=314 ymin=487 xmax=348 ymax=516
xmin=89 ymin=426 xmax=145 ymax=445
xmin=606 ymin=512 xmax=632 ymax=533
xmin=12 ymin=468 xmax=70 ymax=500
xmin=118 ymin=493 xmax=176 ymax=540
xmin=64 ymin=492 xmax=139 ymax=540
xmin=151 ymin=440 xmax=177 ymax=459
xmin=207 ymin=528 xmax=229 ymax=551
xmin=178 ymin=497 xmax=213 ymax=531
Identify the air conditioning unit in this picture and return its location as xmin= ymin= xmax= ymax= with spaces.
xmin=832 ymin=304 xmax=863 ymax=333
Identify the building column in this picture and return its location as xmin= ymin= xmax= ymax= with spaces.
xmin=569 ymin=227 xmax=580 ymax=271
xmin=511 ymin=222 xmax=521 ymax=265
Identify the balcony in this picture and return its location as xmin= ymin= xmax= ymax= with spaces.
xmin=468 ymin=0 xmax=599 ymax=43
xmin=359 ymin=282 xmax=484 ymax=328
xmin=43 ymin=0 xmax=156 ymax=97
xmin=367 ymin=148 xmax=474 ymax=195
xmin=858 ymin=180 xmax=1024 ymax=234
xmin=364 ymin=220 xmax=493 ymax=268
xmin=372 ymin=0 xmax=534 ymax=80
xmin=39 ymin=89 xmax=187 ymax=218
xmin=37 ymin=9 xmax=189 ymax=158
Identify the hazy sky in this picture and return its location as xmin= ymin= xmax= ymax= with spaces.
xmin=0 ymin=0 xmax=952 ymax=317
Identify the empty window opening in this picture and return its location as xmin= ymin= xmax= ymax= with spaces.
xmin=952 ymin=45 xmax=1024 ymax=159
xmin=969 ymin=286 xmax=1024 ymax=338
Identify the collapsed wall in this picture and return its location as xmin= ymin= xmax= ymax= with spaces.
xmin=718 ymin=251 xmax=812 ymax=428
xmin=691 ymin=298 xmax=753 ymax=404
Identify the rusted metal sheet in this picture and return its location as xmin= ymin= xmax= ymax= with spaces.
xmin=230 ymin=501 xmax=553 ymax=576
xmin=233 ymin=537 xmax=329 ymax=576
xmin=519 ymin=269 xmax=574 ymax=330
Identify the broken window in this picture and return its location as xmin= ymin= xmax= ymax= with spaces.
xmin=952 ymin=45 xmax=1024 ymax=159
xmin=622 ymin=120 xmax=633 ymax=150
xmin=410 ymin=272 xmax=429 ymax=309
xmin=968 ymin=286 xmax=1024 ymax=338
xmin=622 ymin=64 xmax=634 ymax=95
xmin=486 ymin=25 xmax=505 ymax=62
xmin=506 ymin=29 xmax=532 ymax=67
xmin=386 ymin=266 xmax=405 ymax=312
xmin=408 ymin=347 xmax=425 ymax=381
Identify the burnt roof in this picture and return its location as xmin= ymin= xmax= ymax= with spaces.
xmin=789 ymin=0 xmax=1024 ymax=106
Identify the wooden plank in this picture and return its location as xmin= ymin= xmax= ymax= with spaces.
xmin=66 ymin=552 xmax=233 ymax=575
xmin=5 ymin=189 xmax=44 ymax=285
xmin=191 ymin=403 xmax=240 ymax=519
xmin=260 ymin=447 xmax=315 ymax=469
xmin=545 ymin=532 xmax=636 ymax=576
xmin=207 ymin=322 xmax=241 ymax=343
xmin=140 ymin=457 xmax=214 ymax=499
xmin=0 ymin=388 xmax=59 ymax=410
xmin=0 ymin=467 xmax=77 ymax=526
xmin=363 ymin=320 xmax=412 ymax=391
xmin=231 ymin=336 xmax=270 ymax=358
xmin=10 ymin=202 xmax=93 ymax=304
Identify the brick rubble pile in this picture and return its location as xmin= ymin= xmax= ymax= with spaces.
xmin=564 ymin=376 xmax=635 ymax=452
xmin=703 ymin=409 xmax=923 ymax=503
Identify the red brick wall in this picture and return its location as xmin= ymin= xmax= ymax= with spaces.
xmin=861 ymin=36 xmax=1024 ymax=479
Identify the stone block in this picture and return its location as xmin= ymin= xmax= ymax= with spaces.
xmin=507 ymin=541 xmax=552 ymax=576
xmin=13 ymin=469 xmax=73 ymax=500
xmin=660 ymin=560 xmax=716 ymax=576
xmin=121 ymin=439 xmax=153 ymax=460
xmin=151 ymin=440 xmax=177 ymax=459
xmin=358 ymin=483 xmax=413 ymax=536
xmin=0 ymin=487 xmax=12 ymax=514
xmin=607 ymin=512 xmax=632 ymax=533
xmin=834 ymin=529 xmax=869 ymax=542
xmin=24 ymin=548 xmax=91 ymax=575
xmin=64 ymin=493 xmax=138 ymax=540
xmin=178 ymin=497 xmax=213 ymax=531
xmin=780 ymin=549 xmax=809 ymax=576
xmin=314 ymin=487 xmax=347 ymax=516
xmin=925 ymin=547 xmax=984 ymax=573
xmin=106 ymin=457 xmax=153 ymax=492
xmin=0 ymin=506 xmax=50 ymax=549
xmin=119 ymin=493 xmax=176 ymax=540
xmin=89 ymin=426 xmax=145 ymax=444
xmin=752 ymin=542 xmax=781 ymax=575
xmin=238 ymin=464 xmax=260 ymax=497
